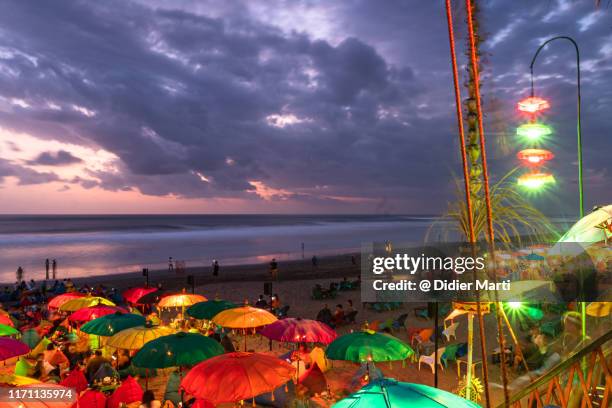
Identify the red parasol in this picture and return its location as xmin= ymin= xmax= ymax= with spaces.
xmin=122 ymin=287 xmax=157 ymax=304
xmin=107 ymin=376 xmax=143 ymax=408
xmin=71 ymin=389 xmax=106 ymax=408
xmin=260 ymin=318 xmax=337 ymax=344
xmin=48 ymin=292 xmax=86 ymax=310
xmin=180 ymin=352 xmax=295 ymax=405
xmin=0 ymin=337 xmax=29 ymax=361
xmin=0 ymin=314 xmax=14 ymax=327
xmin=68 ymin=305 xmax=126 ymax=323
xmin=298 ymin=362 xmax=327 ymax=395
xmin=60 ymin=368 xmax=88 ymax=393
xmin=191 ymin=400 xmax=215 ymax=408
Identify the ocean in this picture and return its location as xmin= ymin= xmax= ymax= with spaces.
xmin=0 ymin=214 xmax=436 ymax=283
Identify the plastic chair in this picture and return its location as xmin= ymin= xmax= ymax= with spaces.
xmin=411 ymin=328 xmax=434 ymax=347
xmin=443 ymin=321 xmax=459 ymax=341
xmin=418 ymin=347 xmax=446 ymax=374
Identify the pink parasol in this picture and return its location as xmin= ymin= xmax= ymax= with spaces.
xmin=68 ymin=305 xmax=126 ymax=323
xmin=260 ymin=318 xmax=337 ymax=344
xmin=0 ymin=337 xmax=29 ymax=361
xmin=122 ymin=287 xmax=158 ymax=304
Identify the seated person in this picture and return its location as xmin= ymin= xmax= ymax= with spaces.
xmin=332 ymin=304 xmax=345 ymax=326
xmin=506 ymin=333 xmax=561 ymax=390
xmin=316 ymin=304 xmax=332 ymax=325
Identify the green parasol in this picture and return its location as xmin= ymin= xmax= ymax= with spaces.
xmin=0 ymin=323 xmax=18 ymax=336
xmin=326 ymin=331 xmax=414 ymax=363
xmin=332 ymin=378 xmax=479 ymax=408
xmin=81 ymin=312 xmax=145 ymax=337
xmin=132 ymin=331 xmax=224 ymax=368
xmin=186 ymin=300 xmax=237 ymax=320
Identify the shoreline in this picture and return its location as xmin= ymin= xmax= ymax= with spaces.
xmin=27 ymin=252 xmax=362 ymax=292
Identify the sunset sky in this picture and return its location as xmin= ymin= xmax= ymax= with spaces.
xmin=0 ymin=0 xmax=609 ymax=214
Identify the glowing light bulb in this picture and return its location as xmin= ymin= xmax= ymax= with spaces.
xmin=517 ymin=149 xmax=554 ymax=167
xmin=516 ymin=122 xmax=552 ymax=143
xmin=517 ymin=172 xmax=555 ymax=190
xmin=507 ymin=301 xmax=523 ymax=310
xmin=517 ymin=97 xmax=550 ymax=113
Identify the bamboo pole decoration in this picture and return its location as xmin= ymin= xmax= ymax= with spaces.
xmin=444 ymin=0 xmax=491 ymax=406
xmin=464 ymin=0 xmax=510 ymax=404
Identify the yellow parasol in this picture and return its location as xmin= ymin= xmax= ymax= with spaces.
xmin=212 ymin=305 xmax=277 ymax=351
xmin=0 ymin=374 xmax=41 ymax=385
xmin=157 ymin=292 xmax=207 ymax=308
xmin=586 ymin=302 xmax=611 ymax=317
xmin=59 ymin=296 xmax=115 ymax=312
xmin=106 ymin=324 xmax=175 ymax=350
xmin=212 ymin=305 xmax=277 ymax=329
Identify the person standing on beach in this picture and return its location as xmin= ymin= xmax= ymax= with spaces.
xmin=212 ymin=260 xmax=219 ymax=277
xmin=168 ymin=257 xmax=174 ymax=273
xmin=52 ymin=259 xmax=57 ymax=280
xmin=45 ymin=259 xmax=50 ymax=281
xmin=269 ymin=258 xmax=278 ymax=280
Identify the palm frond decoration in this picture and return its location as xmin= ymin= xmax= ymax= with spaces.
xmin=427 ymin=169 xmax=559 ymax=247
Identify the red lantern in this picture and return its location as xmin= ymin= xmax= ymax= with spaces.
xmin=517 ymin=149 xmax=554 ymax=167
xmin=517 ymin=97 xmax=550 ymax=114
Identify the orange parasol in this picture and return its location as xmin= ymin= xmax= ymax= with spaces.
xmin=212 ymin=305 xmax=278 ymax=351
xmin=48 ymin=292 xmax=86 ymax=310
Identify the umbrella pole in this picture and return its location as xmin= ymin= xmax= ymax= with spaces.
xmin=466 ymin=312 xmax=474 ymax=400
xmin=145 ymin=368 xmax=149 ymax=390
xmin=434 ymin=302 xmax=439 ymax=388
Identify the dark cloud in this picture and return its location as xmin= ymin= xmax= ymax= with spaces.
xmin=0 ymin=159 xmax=59 ymax=185
xmin=0 ymin=0 xmax=608 ymax=214
xmin=28 ymin=150 xmax=83 ymax=166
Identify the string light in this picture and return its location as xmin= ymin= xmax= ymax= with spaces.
xmin=517 ymin=172 xmax=555 ymax=190
xmin=517 ymin=149 xmax=554 ymax=167
xmin=516 ymin=122 xmax=552 ymax=142
xmin=517 ymin=96 xmax=550 ymax=114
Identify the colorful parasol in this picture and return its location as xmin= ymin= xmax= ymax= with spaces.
xmin=586 ymin=302 xmax=612 ymax=317
xmin=180 ymin=352 xmax=295 ymax=405
xmin=157 ymin=292 xmax=207 ymax=308
xmin=73 ymin=389 xmax=106 ymax=408
xmin=187 ymin=300 xmax=237 ymax=320
xmin=107 ymin=376 xmax=142 ymax=408
xmin=132 ymin=331 xmax=224 ymax=368
xmin=260 ymin=318 xmax=337 ymax=344
xmin=106 ymin=323 xmax=175 ymax=350
xmin=0 ymin=337 xmax=29 ymax=361
xmin=0 ymin=314 xmax=15 ymax=327
xmin=332 ymin=378 xmax=479 ymax=408
xmin=44 ymin=349 xmax=69 ymax=366
xmin=551 ymin=205 xmax=612 ymax=255
xmin=59 ymin=296 xmax=115 ymax=312
xmin=68 ymin=305 xmax=126 ymax=323
xmin=122 ymin=287 xmax=158 ymax=304
xmin=48 ymin=292 xmax=86 ymax=310
xmin=80 ymin=312 xmax=145 ymax=337
xmin=59 ymin=368 xmax=88 ymax=393
xmin=0 ymin=323 xmax=19 ymax=336
xmin=326 ymin=331 xmax=414 ymax=363
xmin=212 ymin=305 xmax=277 ymax=329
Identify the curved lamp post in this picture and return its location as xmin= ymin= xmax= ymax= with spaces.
xmin=529 ymin=36 xmax=586 ymax=340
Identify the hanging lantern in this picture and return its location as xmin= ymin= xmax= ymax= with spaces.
xmin=517 ymin=149 xmax=554 ymax=167
xmin=516 ymin=122 xmax=552 ymax=143
xmin=517 ymin=172 xmax=555 ymax=190
xmin=517 ymin=96 xmax=550 ymax=114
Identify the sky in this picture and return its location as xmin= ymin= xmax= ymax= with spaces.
xmin=0 ymin=0 xmax=609 ymax=215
